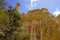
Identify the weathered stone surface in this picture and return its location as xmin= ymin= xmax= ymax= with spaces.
xmin=21 ymin=8 xmax=59 ymax=40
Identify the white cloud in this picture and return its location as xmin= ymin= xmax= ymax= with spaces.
xmin=31 ymin=0 xmax=38 ymax=3
xmin=28 ymin=0 xmax=40 ymax=10
xmin=25 ymin=0 xmax=40 ymax=10
xmin=53 ymin=8 xmax=60 ymax=17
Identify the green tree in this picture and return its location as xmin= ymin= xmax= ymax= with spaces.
xmin=0 ymin=3 xmax=29 ymax=40
xmin=4 ymin=4 xmax=21 ymax=40
xmin=0 ymin=3 xmax=21 ymax=40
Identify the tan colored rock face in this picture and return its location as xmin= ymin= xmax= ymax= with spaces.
xmin=21 ymin=8 xmax=59 ymax=40
xmin=55 ymin=15 xmax=60 ymax=40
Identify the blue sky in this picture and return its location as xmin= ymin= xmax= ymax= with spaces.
xmin=7 ymin=0 xmax=60 ymax=16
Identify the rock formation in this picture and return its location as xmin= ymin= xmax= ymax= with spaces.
xmin=21 ymin=8 xmax=59 ymax=40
